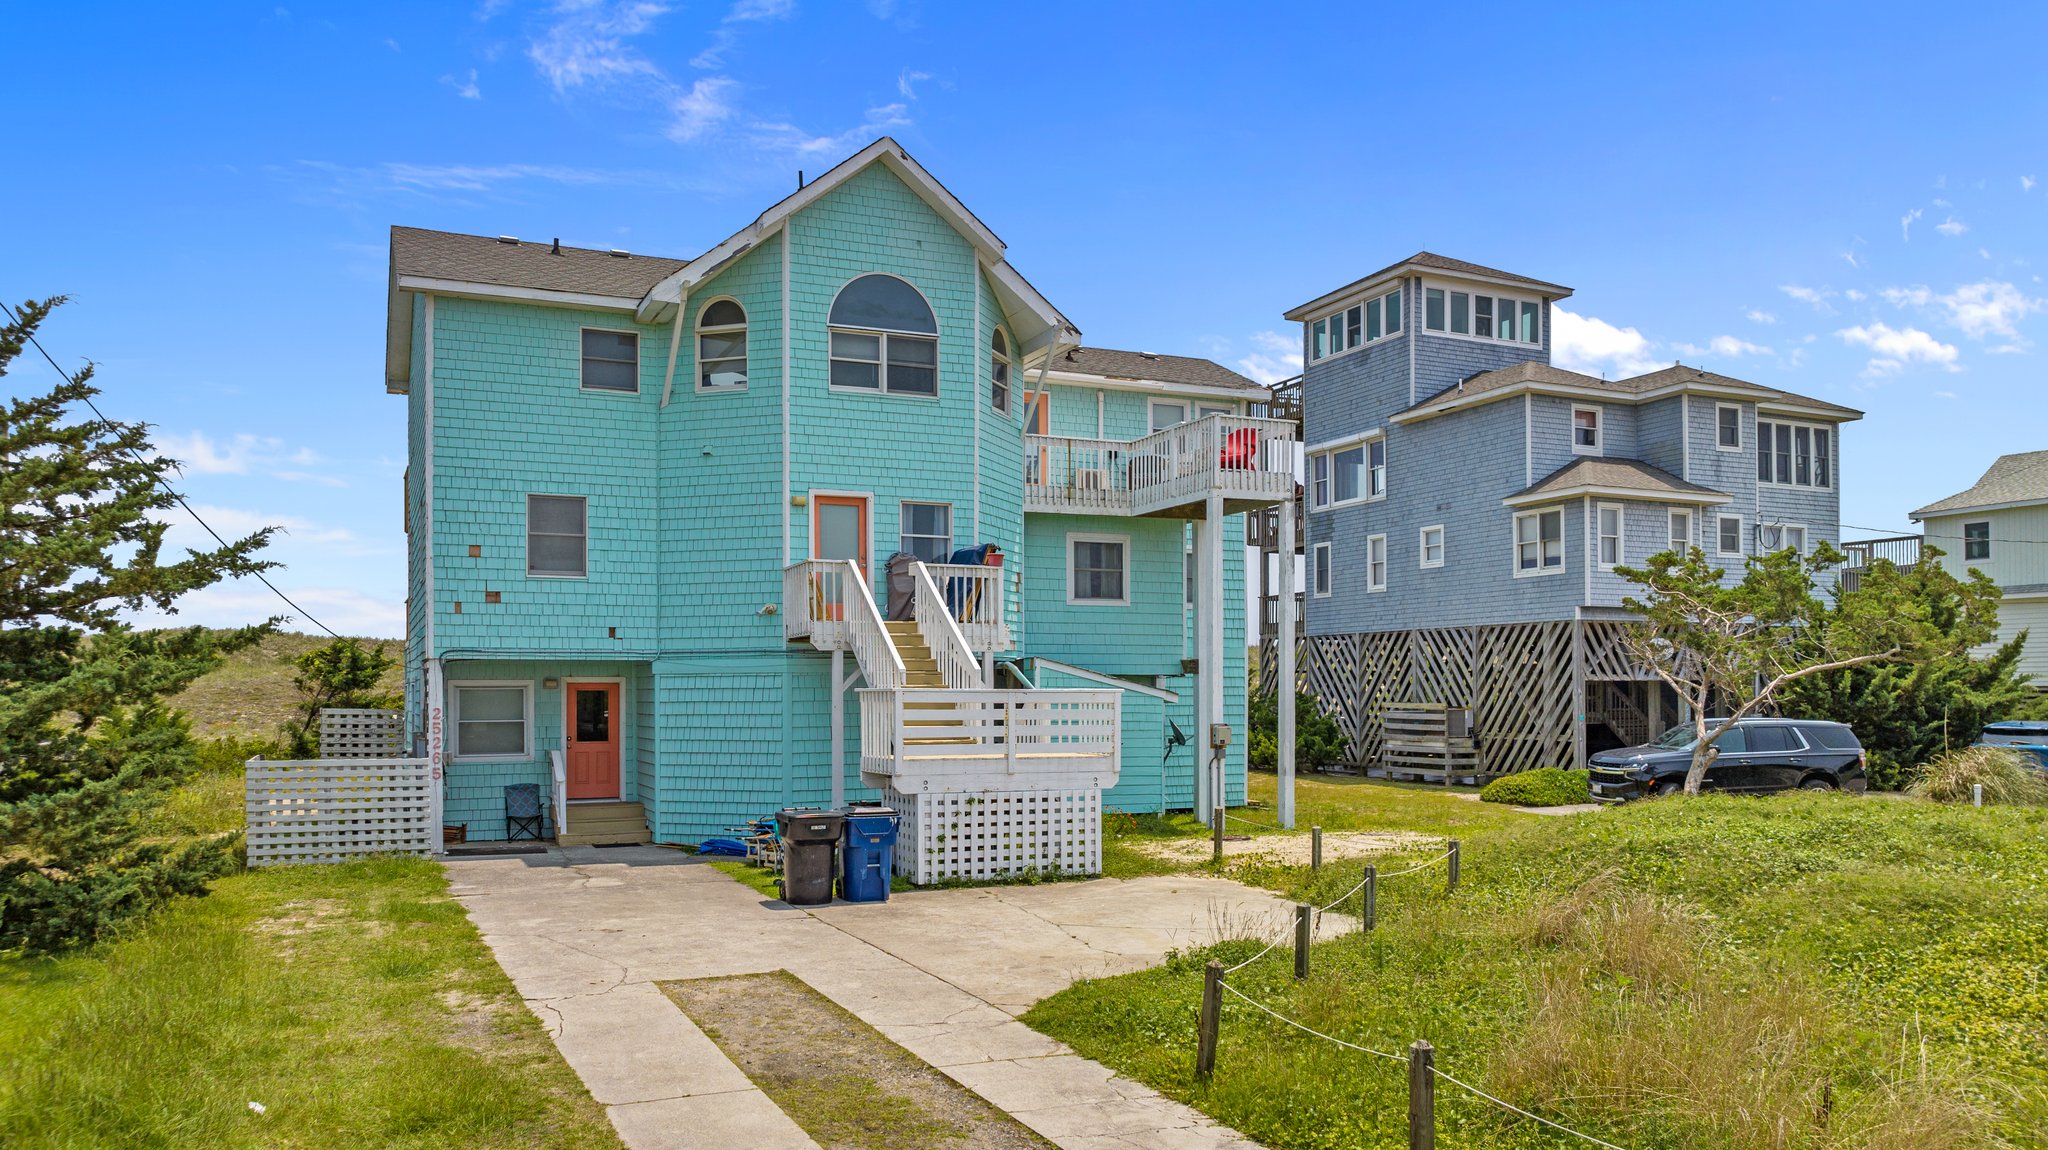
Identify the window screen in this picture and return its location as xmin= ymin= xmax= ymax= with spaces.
xmin=456 ymin=686 xmax=527 ymax=757
xmin=581 ymin=330 xmax=639 ymax=392
xmin=527 ymin=495 xmax=587 ymax=577
xmin=1071 ymin=539 xmax=1126 ymax=601
xmin=900 ymin=502 xmax=952 ymax=563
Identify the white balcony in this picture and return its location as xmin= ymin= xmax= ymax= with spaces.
xmin=859 ymin=687 xmax=1121 ymax=792
xmin=1025 ymin=413 xmax=1298 ymax=518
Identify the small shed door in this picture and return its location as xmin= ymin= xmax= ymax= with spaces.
xmin=564 ymin=682 xmax=621 ymax=800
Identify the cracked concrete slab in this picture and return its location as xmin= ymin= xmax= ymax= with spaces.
xmin=446 ymin=845 xmax=1295 ymax=1149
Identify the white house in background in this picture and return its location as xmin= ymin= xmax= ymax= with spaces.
xmin=1910 ymin=450 xmax=2048 ymax=688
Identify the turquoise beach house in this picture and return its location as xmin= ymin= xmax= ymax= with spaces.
xmin=386 ymin=139 xmax=1294 ymax=878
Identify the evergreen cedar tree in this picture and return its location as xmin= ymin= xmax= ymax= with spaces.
xmin=1617 ymin=540 xmax=2008 ymax=795
xmin=0 ymin=296 xmax=277 ymax=953
xmin=1249 ymin=690 xmax=1346 ymax=771
xmin=283 ymin=638 xmax=400 ymax=759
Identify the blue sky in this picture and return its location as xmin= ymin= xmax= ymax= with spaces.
xmin=7 ymin=1 xmax=2046 ymax=637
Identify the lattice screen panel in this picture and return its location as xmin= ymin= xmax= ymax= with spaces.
xmin=246 ymin=758 xmax=434 ymax=867
xmin=881 ymin=784 xmax=1102 ymax=885
xmin=317 ymin=708 xmax=406 ymax=759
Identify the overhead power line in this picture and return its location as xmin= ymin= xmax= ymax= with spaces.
xmin=1 ymin=299 xmax=341 ymax=638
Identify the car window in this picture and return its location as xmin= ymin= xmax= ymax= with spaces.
xmin=1710 ymin=727 xmax=1746 ymax=754
xmin=1807 ymin=725 xmax=1861 ymax=750
xmin=1747 ymin=726 xmax=1798 ymax=753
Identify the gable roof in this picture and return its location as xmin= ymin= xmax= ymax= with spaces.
xmin=1285 ymin=252 xmax=1574 ymax=320
xmin=1390 ymin=360 xmax=1864 ymax=424
xmin=1044 ymin=347 xmax=1267 ymax=395
xmin=1911 ymin=450 xmax=2048 ymax=519
xmin=390 ymin=226 xmax=688 ymax=302
xmin=1504 ymin=457 xmax=1732 ymax=508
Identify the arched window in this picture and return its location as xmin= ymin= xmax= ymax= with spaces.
xmin=989 ymin=327 xmax=1011 ymax=414
xmin=828 ymin=274 xmax=937 ymax=396
xmin=697 ymin=299 xmax=747 ymax=391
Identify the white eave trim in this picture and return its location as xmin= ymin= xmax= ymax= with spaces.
xmin=1303 ymin=428 xmax=1381 ymax=454
xmin=1391 ymin=379 xmax=1862 ymax=426
xmin=1285 ymin=265 xmax=1572 ymax=320
xmin=1036 ymin=368 xmax=1269 ymax=403
xmin=1911 ymin=497 xmax=2048 ymax=522
xmin=1031 ymin=658 xmax=1180 ymax=702
xmin=395 ymin=275 xmax=641 ymax=313
xmin=1504 ymin=484 xmax=1734 ymax=509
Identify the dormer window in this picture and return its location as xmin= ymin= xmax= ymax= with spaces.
xmin=829 ymin=274 xmax=938 ymax=396
xmin=1572 ymin=406 xmax=1601 ymax=454
xmin=1423 ymin=285 xmax=1541 ymax=345
xmin=697 ymin=299 xmax=748 ymax=391
xmin=1308 ymin=286 xmax=1402 ymax=361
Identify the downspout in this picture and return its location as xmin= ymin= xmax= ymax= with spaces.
xmin=659 ymin=287 xmax=688 ymax=407
xmin=972 ymin=261 xmax=981 ymax=543
xmin=782 ymin=218 xmax=794 ymax=566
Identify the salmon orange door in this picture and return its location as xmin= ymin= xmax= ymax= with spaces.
xmin=811 ymin=495 xmax=869 ymax=621
xmin=1023 ymin=391 xmax=1050 ymax=486
xmin=564 ymin=682 xmax=621 ymax=800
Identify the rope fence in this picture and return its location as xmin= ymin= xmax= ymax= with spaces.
xmin=1195 ymin=839 xmax=1632 ymax=1150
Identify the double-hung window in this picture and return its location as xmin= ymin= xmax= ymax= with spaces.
xmin=1718 ymin=515 xmax=1743 ymax=556
xmin=1597 ymin=504 xmax=1623 ymax=568
xmin=1310 ymin=436 xmax=1385 ymax=508
xmin=1366 ymin=534 xmax=1387 ymax=592
xmin=696 ymin=300 xmax=748 ymax=390
xmin=1068 ymin=534 xmax=1128 ymax=604
xmin=527 ymin=495 xmax=587 ymax=578
xmin=580 ymin=329 xmax=639 ymax=392
xmin=1756 ymin=419 xmax=1833 ymax=488
xmin=1716 ymin=404 xmax=1741 ymax=450
xmin=1964 ymin=521 xmax=1991 ymax=561
xmin=1419 ymin=525 xmax=1445 ymax=569
xmin=989 ymin=328 xmax=1011 ymax=414
xmin=1668 ymin=509 xmax=1692 ymax=555
xmin=1150 ymin=401 xmax=1189 ymax=432
xmin=1312 ymin=542 xmax=1332 ymax=597
xmin=1514 ymin=509 xmax=1564 ymax=574
xmin=1307 ymin=286 xmax=1402 ymax=361
xmin=900 ymin=502 xmax=952 ymax=563
xmin=828 ymin=274 xmax=938 ymax=396
xmin=454 ymin=684 xmax=529 ymax=759
xmin=1572 ymin=406 xmax=1602 ymax=454
xmin=1423 ymin=285 xmax=1541 ymax=345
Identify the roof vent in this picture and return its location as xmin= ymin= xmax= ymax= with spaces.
xmin=609 ymin=248 xmax=630 ymax=258
xmin=497 ymin=235 xmax=519 ymax=244
xmin=550 ymin=237 xmax=561 ymax=255
xmin=1139 ymin=351 xmax=1159 ymax=360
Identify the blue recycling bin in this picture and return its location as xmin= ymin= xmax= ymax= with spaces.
xmin=839 ymin=805 xmax=901 ymax=903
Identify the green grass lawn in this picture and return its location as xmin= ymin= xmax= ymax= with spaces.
xmin=1037 ymin=776 xmax=2048 ymax=1149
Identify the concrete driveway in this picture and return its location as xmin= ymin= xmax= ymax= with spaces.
xmin=445 ymin=845 xmax=1334 ymax=1149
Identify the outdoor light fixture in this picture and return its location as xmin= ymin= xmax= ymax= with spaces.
xmin=758 ymin=603 xmax=778 ymax=616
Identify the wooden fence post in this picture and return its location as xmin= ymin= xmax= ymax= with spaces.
xmin=1294 ymin=903 xmax=1312 ymax=980
xmin=1311 ymin=825 xmax=1323 ymax=872
xmin=1363 ymin=865 xmax=1377 ymax=931
xmin=1447 ymin=839 xmax=1461 ymax=893
xmin=1408 ymin=1039 xmax=1436 ymax=1150
xmin=1196 ymin=960 xmax=1222 ymax=1080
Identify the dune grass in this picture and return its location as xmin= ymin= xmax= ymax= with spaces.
xmin=168 ymin=630 xmax=402 ymax=742
xmin=1033 ymin=785 xmax=2048 ymax=1149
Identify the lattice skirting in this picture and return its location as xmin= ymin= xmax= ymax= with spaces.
xmin=246 ymin=758 xmax=434 ymax=867
xmin=317 ymin=708 xmax=406 ymax=759
xmin=881 ymin=784 xmax=1102 ymax=885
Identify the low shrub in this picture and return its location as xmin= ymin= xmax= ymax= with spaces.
xmin=1480 ymin=767 xmax=1590 ymax=806
xmin=1247 ymin=690 xmax=1347 ymax=771
xmin=1907 ymin=744 xmax=2048 ymax=805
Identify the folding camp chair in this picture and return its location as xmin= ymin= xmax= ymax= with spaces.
xmin=505 ymin=783 xmax=544 ymax=841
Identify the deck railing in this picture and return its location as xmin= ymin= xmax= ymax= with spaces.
xmin=858 ymin=687 xmax=1120 ymax=784
xmin=1839 ymin=534 xmax=1924 ymax=593
xmin=911 ymin=561 xmax=983 ymax=688
xmin=1025 ymin=413 xmax=1298 ymax=516
xmin=550 ymin=749 xmax=567 ymax=841
xmin=923 ymin=562 xmax=1009 ymax=652
xmin=783 ymin=559 xmax=903 ymax=689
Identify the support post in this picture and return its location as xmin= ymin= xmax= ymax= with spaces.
xmin=1277 ymin=494 xmax=1297 ymax=829
xmin=1204 ymin=493 xmax=1227 ymax=817
xmin=1570 ymin=617 xmax=1588 ymax=770
xmin=1310 ymin=826 xmax=1322 ymax=872
xmin=1194 ymin=517 xmax=1214 ymax=822
xmin=1363 ymin=865 xmax=1377 ymax=931
xmin=424 ymin=658 xmax=446 ymax=856
xmin=1196 ymin=960 xmax=1223 ymax=1080
xmin=1294 ymin=903 xmax=1312 ymax=980
xmin=830 ymin=648 xmax=846 ymax=811
xmin=1447 ymin=839 xmax=1461 ymax=893
xmin=1407 ymin=1040 xmax=1436 ymax=1150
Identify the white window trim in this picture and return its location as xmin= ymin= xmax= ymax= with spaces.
xmin=1366 ymin=533 xmax=1388 ymax=592
xmin=1962 ymin=520 xmax=1992 ymax=562
xmin=578 ymin=326 xmax=641 ymax=396
xmin=1419 ymin=524 xmax=1445 ymax=570
xmin=826 ymin=273 xmax=941 ymax=399
xmin=1755 ymin=418 xmax=1835 ymax=490
xmin=1595 ymin=501 xmax=1623 ymax=570
xmin=526 ymin=493 xmax=588 ymax=580
xmin=1571 ymin=404 xmax=1603 ymax=456
xmin=1149 ymin=400 xmax=1190 ymax=432
xmin=1066 ymin=532 xmax=1131 ymax=606
xmin=1419 ymin=279 xmax=1544 ymax=348
xmin=899 ymin=500 xmax=953 ymax=564
xmin=990 ymin=325 xmax=1012 ymax=415
xmin=693 ymin=298 xmax=748 ymax=394
xmin=1667 ymin=508 xmax=1693 ymax=556
xmin=1716 ymin=514 xmax=1745 ymax=557
xmin=1714 ymin=402 xmax=1742 ymax=451
xmin=1306 ymin=285 xmax=1406 ymax=363
xmin=1311 ymin=541 xmax=1332 ymax=598
xmin=1309 ymin=435 xmax=1387 ymax=510
xmin=1512 ymin=507 xmax=1567 ymax=578
xmin=450 ymin=680 xmax=534 ymax=762
xmin=1755 ymin=521 xmax=1809 ymax=555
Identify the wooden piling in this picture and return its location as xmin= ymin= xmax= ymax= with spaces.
xmin=1196 ymin=960 xmax=1222 ymax=1080
xmin=1408 ymin=1039 xmax=1436 ymax=1150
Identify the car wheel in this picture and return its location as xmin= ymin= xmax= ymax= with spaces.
xmin=1798 ymin=778 xmax=1834 ymax=792
xmin=1653 ymin=781 xmax=1683 ymax=798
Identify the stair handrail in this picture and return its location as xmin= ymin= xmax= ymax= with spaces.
xmin=841 ymin=559 xmax=905 ymax=689
xmin=549 ymin=748 xmax=567 ymax=839
xmin=911 ymin=561 xmax=983 ymax=688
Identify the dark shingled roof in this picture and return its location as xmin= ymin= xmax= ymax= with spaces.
xmin=1508 ymin=457 xmax=1731 ymax=504
xmin=1288 ymin=251 xmax=1572 ymax=318
xmin=1051 ymin=346 xmax=1267 ymax=393
xmin=1912 ymin=450 xmax=2048 ymax=517
xmin=391 ymin=226 xmax=690 ymax=300
xmin=1398 ymin=361 xmax=1863 ymax=420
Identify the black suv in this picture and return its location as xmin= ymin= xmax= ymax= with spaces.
xmin=1589 ymin=718 xmax=1867 ymax=802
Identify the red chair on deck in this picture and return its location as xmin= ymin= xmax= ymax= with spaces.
xmin=1219 ymin=427 xmax=1259 ymax=470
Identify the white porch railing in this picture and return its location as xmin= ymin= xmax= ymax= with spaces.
xmin=924 ymin=562 xmax=1009 ymax=652
xmin=550 ymin=748 xmax=567 ymax=841
xmin=911 ymin=562 xmax=983 ymax=687
xmin=782 ymin=559 xmax=905 ymax=690
xmin=1024 ymin=413 xmax=1298 ymax=516
xmin=858 ymin=688 xmax=1120 ymax=789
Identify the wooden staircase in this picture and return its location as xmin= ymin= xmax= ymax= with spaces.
xmin=885 ymin=621 xmax=976 ymax=749
xmin=557 ymin=800 xmax=651 ymax=847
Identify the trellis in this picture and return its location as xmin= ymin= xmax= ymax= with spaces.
xmin=317 ymin=708 xmax=405 ymax=759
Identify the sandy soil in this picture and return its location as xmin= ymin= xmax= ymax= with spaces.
xmin=1133 ymin=828 xmax=1440 ymax=866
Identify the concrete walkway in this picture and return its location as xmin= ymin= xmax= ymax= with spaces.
xmin=445 ymin=846 xmax=1333 ymax=1149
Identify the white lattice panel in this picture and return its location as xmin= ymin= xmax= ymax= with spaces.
xmin=245 ymin=758 xmax=434 ymax=867
xmin=882 ymin=784 xmax=1102 ymax=884
xmin=317 ymin=708 xmax=405 ymax=759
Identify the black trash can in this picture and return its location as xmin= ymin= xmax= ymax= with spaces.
xmin=774 ymin=808 xmax=844 ymax=906
xmin=839 ymin=805 xmax=901 ymax=903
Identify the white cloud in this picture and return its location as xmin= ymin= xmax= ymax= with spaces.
xmin=668 ymin=77 xmax=737 ymax=141
xmin=1844 ymin=289 xmax=1867 ymax=302
xmin=1744 ymin=309 xmax=1776 ymax=324
xmin=1836 ymin=322 xmax=1961 ymax=376
xmin=1934 ymin=389 xmax=1958 ymax=399
xmin=1900 ymin=207 xmax=1923 ymax=241
xmin=442 ymin=68 xmax=482 ymax=99
xmin=1551 ymin=307 xmax=1663 ymax=378
xmin=1935 ymin=216 xmax=1968 ymax=237
xmin=1780 ymin=284 xmax=1833 ymax=309
xmin=691 ymin=0 xmax=794 ymax=69
xmin=126 ymin=584 xmax=404 ymax=639
xmin=750 ymin=102 xmax=911 ymax=156
xmin=1235 ymin=330 xmax=1302 ymax=385
xmin=2025 ymin=175 xmax=2038 ymax=192
xmin=1932 ymin=197 xmax=1952 ymax=208
xmin=898 ymin=68 xmax=932 ymax=99
xmin=1674 ymin=335 xmax=1771 ymax=359
xmin=1879 ymin=280 xmax=2043 ymax=342
xmin=528 ymin=0 xmax=669 ymax=92
xmin=156 ymin=431 xmax=342 ymax=486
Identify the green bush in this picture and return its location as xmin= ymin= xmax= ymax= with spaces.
xmin=1480 ymin=767 xmax=1591 ymax=806
xmin=1247 ymin=690 xmax=1348 ymax=771
xmin=1907 ymin=744 xmax=2048 ymax=805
